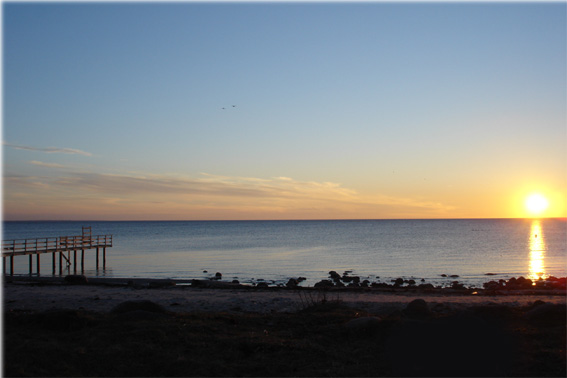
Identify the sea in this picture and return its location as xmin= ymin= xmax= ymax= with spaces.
xmin=2 ymin=219 xmax=566 ymax=288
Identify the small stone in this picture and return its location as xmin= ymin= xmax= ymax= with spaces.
xmin=215 ymin=272 xmax=222 ymax=280
xmin=404 ymin=299 xmax=431 ymax=319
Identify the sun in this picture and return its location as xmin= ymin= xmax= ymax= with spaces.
xmin=525 ymin=194 xmax=549 ymax=216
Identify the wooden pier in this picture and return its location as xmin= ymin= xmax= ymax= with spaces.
xmin=2 ymin=227 xmax=112 ymax=276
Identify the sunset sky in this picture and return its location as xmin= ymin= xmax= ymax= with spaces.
xmin=3 ymin=1 xmax=566 ymax=220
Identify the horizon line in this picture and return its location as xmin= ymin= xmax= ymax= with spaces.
xmin=3 ymin=217 xmax=566 ymax=222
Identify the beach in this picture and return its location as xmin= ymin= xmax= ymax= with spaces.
xmin=3 ymin=276 xmax=566 ymax=377
xmin=3 ymin=276 xmax=567 ymax=315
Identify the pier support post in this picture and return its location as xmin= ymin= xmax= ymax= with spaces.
xmin=3 ymin=257 xmax=5 ymax=276
xmin=52 ymin=253 xmax=56 ymax=274
xmin=10 ymin=255 xmax=14 ymax=276
xmin=37 ymin=254 xmax=40 ymax=275
xmin=103 ymin=247 xmax=106 ymax=268
xmin=73 ymin=250 xmax=77 ymax=273
xmin=59 ymin=252 xmax=63 ymax=275
xmin=29 ymin=255 xmax=32 ymax=275
xmin=81 ymin=249 xmax=85 ymax=272
xmin=96 ymin=247 xmax=99 ymax=269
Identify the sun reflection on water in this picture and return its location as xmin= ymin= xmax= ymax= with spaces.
xmin=528 ymin=220 xmax=546 ymax=281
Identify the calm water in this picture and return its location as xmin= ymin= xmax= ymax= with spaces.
xmin=2 ymin=219 xmax=566 ymax=288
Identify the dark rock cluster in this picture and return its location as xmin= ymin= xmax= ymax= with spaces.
xmin=314 ymin=271 xmax=439 ymax=290
xmin=483 ymin=276 xmax=566 ymax=291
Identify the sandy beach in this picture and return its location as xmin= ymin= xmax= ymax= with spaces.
xmin=3 ymin=276 xmax=566 ymax=315
xmin=4 ymin=276 xmax=566 ymax=377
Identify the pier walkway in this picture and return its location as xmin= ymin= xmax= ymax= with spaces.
xmin=2 ymin=227 xmax=112 ymax=276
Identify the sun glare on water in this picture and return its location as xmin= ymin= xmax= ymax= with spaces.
xmin=525 ymin=194 xmax=549 ymax=217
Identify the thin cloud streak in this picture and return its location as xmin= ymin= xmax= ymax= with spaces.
xmin=29 ymin=160 xmax=65 ymax=168
xmin=4 ymin=142 xmax=92 ymax=156
xmin=3 ymin=170 xmax=455 ymax=220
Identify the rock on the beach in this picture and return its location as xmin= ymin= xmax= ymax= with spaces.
xmin=329 ymin=271 xmax=341 ymax=282
xmin=64 ymin=274 xmax=88 ymax=285
xmin=451 ymin=281 xmax=465 ymax=290
xmin=314 ymin=279 xmax=334 ymax=288
xmin=403 ymin=298 xmax=431 ymax=319
xmin=393 ymin=278 xmax=404 ymax=286
xmin=286 ymin=278 xmax=299 ymax=288
xmin=215 ymin=272 xmax=222 ymax=280
xmin=483 ymin=280 xmax=502 ymax=290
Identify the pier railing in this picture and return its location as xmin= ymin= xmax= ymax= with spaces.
xmin=2 ymin=229 xmax=113 ymax=276
xmin=2 ymin=235 xmax=113 ymax=256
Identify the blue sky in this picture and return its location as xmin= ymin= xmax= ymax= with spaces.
xmin=3 ymin=2 xmax=566 ymax=220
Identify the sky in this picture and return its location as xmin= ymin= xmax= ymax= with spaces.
xmin=2 ymin=1 xmax=566 ymax=220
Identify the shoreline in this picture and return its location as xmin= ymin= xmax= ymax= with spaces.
xmin=4 ymin=275 xmax=566 ymax=315
xmin=4 ymin=275 xmax=566 ymax=377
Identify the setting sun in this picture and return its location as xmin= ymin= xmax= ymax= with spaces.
xmin=525 ymin=194 xmax=549 ymax=216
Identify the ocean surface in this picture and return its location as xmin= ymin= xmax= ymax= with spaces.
xmin=2 ymin=219 xmax=566 ymax=288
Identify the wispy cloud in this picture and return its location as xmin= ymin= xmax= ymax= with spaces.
xmin=6 ymin=168 xmax=452 ymax=218
xmin=29 ymin=160 xmax=65 ymax=168
xmin=4 ymin=142 xmax=92 ymax=156
xmin=3 ymin=170 xmax=455 ymax=220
